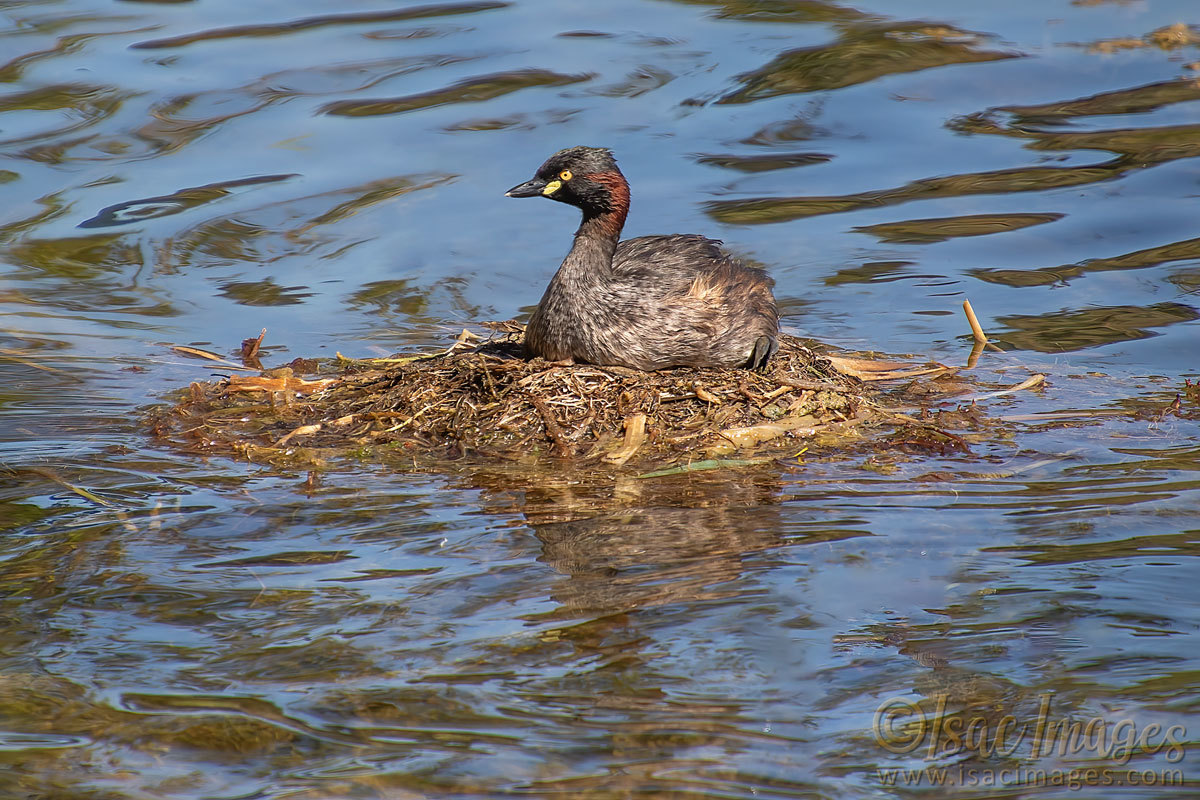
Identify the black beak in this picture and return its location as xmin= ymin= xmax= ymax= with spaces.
xmin=505 ymin=177 xmax=546 ymax=198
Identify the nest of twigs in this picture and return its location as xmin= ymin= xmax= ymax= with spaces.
xmin=150 ymin=324 xmax=962 ymax=467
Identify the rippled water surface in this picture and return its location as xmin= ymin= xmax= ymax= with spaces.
xmin=3 ymin=0 xmax=1200 ymax=797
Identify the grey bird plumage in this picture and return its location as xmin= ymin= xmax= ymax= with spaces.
xmin=506 ymin=146 xmax=779 ymax=371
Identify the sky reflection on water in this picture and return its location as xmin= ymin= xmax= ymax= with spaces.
xmin=1 ymin=0 xmax=1199 ymax=797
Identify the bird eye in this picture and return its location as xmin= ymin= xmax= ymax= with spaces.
xmin=559 ymin=169 xmax=573 ymax=181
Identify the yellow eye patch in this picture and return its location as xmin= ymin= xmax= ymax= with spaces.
xmin=541 ymin=169 xmax=573 ymax=195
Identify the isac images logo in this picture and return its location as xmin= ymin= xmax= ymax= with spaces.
xmin=872 ymin=694 xmax=1187 ymax=790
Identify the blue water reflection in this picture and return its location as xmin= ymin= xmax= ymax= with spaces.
xmin=1 ymin=0 xmax=1198 ymax=797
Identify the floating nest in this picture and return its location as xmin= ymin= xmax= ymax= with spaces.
xmin=150 ymin=323 xmax=982 ymax=469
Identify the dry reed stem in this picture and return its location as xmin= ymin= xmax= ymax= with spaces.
xmin=962 ymin=299 xmax=988 ymax=344
xmin=606 ymin=413 xmax=648 ymax=465
xmin=242 ymin=328 xmax=267 ymax=360
xmin=170 ymin=345 xmax=253 ymax=370
xmin=530 ymin=395 xmax=573 ymax=457
xmin=964 ymin=374 xmax=1046 ymax=402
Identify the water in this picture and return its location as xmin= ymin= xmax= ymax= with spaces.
xmin=2 ymin=0 xmax=1199 ymax=797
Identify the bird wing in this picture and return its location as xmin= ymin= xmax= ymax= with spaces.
xmin=611 ymin=234 xmax=728 ymax=281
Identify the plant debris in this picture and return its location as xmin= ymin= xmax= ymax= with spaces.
xmin=148 ymin=324 xmax=1008 ymax=468
xmin=1085 ymin=22 xmax=1200 ymax=54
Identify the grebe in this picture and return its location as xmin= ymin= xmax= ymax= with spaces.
xmin=506 ymin=146 xmax=778 ymax=371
